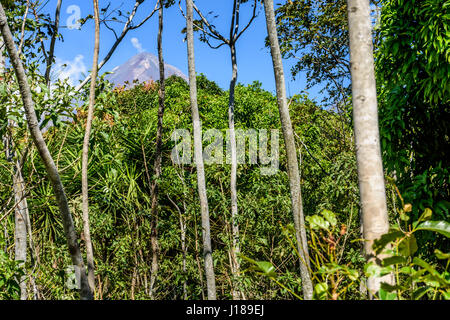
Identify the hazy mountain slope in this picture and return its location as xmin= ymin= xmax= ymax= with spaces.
xmin=105 ymin=52 xmax=187 ymax=86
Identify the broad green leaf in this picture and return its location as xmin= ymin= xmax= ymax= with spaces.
xmin=399 ymin=211 xmax=410 ymax=222
xmin=313 ymin=282 xmax=328 ymax=300
xmin=379 ymin=288 xmax=397 ymax=300
xmin=399 ymin=266 xmax=414 ymax=275
xmin=398 ymin=234 xmax=418 ymax=257
xmin=347 ymin=268 xmax=359 ymax=281
xmin=413 ymin=257 xmax=439 ymax=275
xmin=254 ymin=261 xmax=277 ymax=278
xmin=320 ymin=209 xmax=337 ymax=227
xmin=306 ymin=215 xmax=330 ymax=231
xmin=364 ymin=263 xmax=393 ymax=278
xmin=413 ymin=257 xmax=450 ymax=286
xmin=422 ymin=275 xmax=441 ymax=288
xmin=373 ymin=230 xmax=404 ymax=254
xmin=416 ymin=220 xmax=450 ymax=238
xmin=241 ymin=256 xmax=277 ymax=278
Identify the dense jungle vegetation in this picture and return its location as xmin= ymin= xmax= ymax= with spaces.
xmin=0 ymin=0 xmax=449 ymax=300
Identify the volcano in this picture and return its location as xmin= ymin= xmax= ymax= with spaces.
xmin=105 ymin=52 xmax=187 ymax=87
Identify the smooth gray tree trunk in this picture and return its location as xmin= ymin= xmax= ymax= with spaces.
xmin=0 ymin=37 xmax=4 ymax=73
xmin=149 ymin=1 xmax=166 ymax=299
xmin=185 ymin=0 xmax=217 ymax=300
xmin=347 ymin=0 xmax=395 ymax=297
xmin=179 ymin=202 xmax=187 ymax=300
xmin=262 ymin=0 xmax=314 ymax=300
xmin=2 ymin=32 xmax=28 ymax=300
xmin=228 ymin=42 xmax=241 ymax=301
xmin=3 ymin=135 xmax=29 ymax=300
xmin=186 ymin=0 xmax=257 ymax=299
xmin=81 ymin=0 xmax=100 ymax=295
xmin=12 ymin=161 xmax=28 ymax=300
xmin=0 ymin=4 xmax=93 ymax=300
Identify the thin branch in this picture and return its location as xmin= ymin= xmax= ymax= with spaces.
xmin=44 ymin=0 xmax=62 ymax=86
xmin=31 ymin=4 xmax=48 ymax=64
xmin=103 ymin=20 xmax=119 ymax=40
xmin=178 ymin=0 xmax=221 ymax=42
xmin=75 ymin=0 xmax=159 ymax=92
xmin=130 ymin=1 xmax=159 ymax=30
xmin=192 ymin=1 xmax=229 ymax=44
xmin=17 ymin=0 xmax=30 ymax=56
xmin=294 ymin=132 xmax=329 ymax=176
xmin=204 ymin=39 xmax=227 ymax=50
xmin=235 ymin=0 xmax=258 ymax=41
xmin=230 ymin=0 xmax=238 ymax=41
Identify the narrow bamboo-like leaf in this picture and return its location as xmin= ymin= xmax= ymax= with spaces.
xmin=435 ymin=249 xmax=450 ymax=260
xmin=418 ymin=208 xmax=432 ymax=222
xmin=380 ymin=282 xmax=404 ymax=292
xmin=412 ymin=287 xmax=431 ymax=300
xmin=382 ymin=255 xmax=407 ymax=266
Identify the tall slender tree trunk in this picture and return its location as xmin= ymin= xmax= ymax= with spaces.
xmin=180 ymin=202 xmax=187 ymax=300
xmin=185 ymin=0 xmax=217 ymax=300
xmin=12 ymin=160 xmax=29 ymax=300
xmin=4 ymin=136 xmax=29 ymax=300
xmin=167 ymin=191 xmax=188 ymax=300
xmin=262 ymin=0 xmax=313 ymax=300
xmin=0 ymin=37 xmax=4 ymax=73
xmin=2 ymin=32 xmax=28 ymax=300
xmin=148 ymin=1 xmax=166 ymax=299
xmin=227 ymin=42 xmax=242 ymax=300
xmin=81 ymin=0 xmax=100 ymax=295
xmin=347 ymin=0 xmax=395 ymax=298
xmin=0 ymin=3 xmax=93 ymax=300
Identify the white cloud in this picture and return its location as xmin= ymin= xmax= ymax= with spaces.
xmin=131 ymin=37 xmax=144 ymax=53
xmin=52 ymin=54 xmax=87 ymax=86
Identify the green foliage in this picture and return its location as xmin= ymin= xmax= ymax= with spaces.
xmin=376 ymin=2 xmax=450 ymax=291
xmin=274 ymin=0 xmax=352 ymax=106
xmin=0 ymin=250 xmax=24 ymax=300
xmin=244 ymin=209 xmax=363 ymax=300
xmin=1 ymin=0 xmax=447 ymax=300
xmin=0 ymin=72 xmax=357 ymax=299
xmin=377 ymin=0 xmax=450 ymax=226
xmin=245 ymin=204 xmax=450 ymax=300
xmin=368 ymin=186 xmax=450 ymax=300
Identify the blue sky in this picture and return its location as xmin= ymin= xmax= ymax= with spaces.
xmin=47 ymin=0 xmax=322 ymax=101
